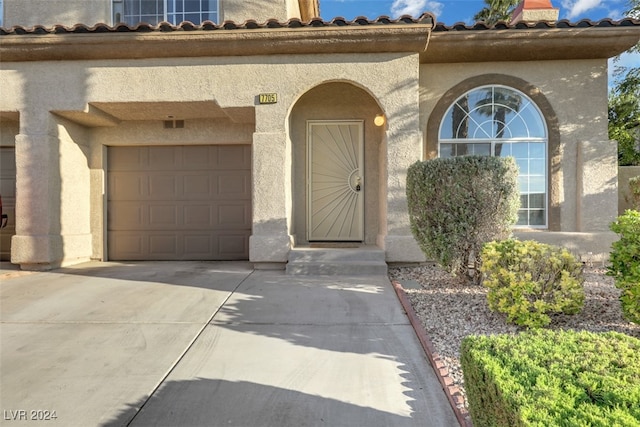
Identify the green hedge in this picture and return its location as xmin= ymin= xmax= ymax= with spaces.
xmin=607 ymin=210 xmax=640 ymax=324
xmin=461 ymin=330 xmax=640 ymax=427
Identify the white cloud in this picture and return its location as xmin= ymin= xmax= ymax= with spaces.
xmin=561 ymin=0 xmax=603 ymax=19
xmin=390 ymin=0 xmax=443 ymax=18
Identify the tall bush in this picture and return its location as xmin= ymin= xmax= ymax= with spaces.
xmin=607 ymin=209 xmax=640 ymax=324
xmin=406 ymin=156 xmax=519 ymax=284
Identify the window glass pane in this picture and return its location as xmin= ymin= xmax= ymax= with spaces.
xmin=529 ymin=193 xmax=545 ymax=209
xmin=518 ymin=103 xmax=546 ymax=137
xmin=185 ymin=0 xmax=200 ymax=11
xmin=440 ymin=144 xmax=454 ymax=158
xmin=529 ymin=159 xmax=545 ymax=176
xmin=510 ymin=142 xmax=528 ymax=158
xmin=529 ymin=142 xmax=545 ymax=158
xmin=141 ymin=0 xmax=159 ymax=14
xmin=167 ymin=0 xmax=174 ymax=12
xmin=529 ymin=176 xmax=545 ymax=193
xmin=516 ymin=159 xmax=528 ymax=174
xmin=529 ymin=210 xmax=545 ymax=226
xmin=202 ymin=0 xmax=216 ymax=10
xmin=517 ymin=211 xmax=528 ymax=225
xmin=520 ymin=195 xmax=529 ymax=208
xmin=176 ymin=0 xmax=184 ymax=12
xmin=203 ymin=12 xmax=217 ymax=21
xmin=185 ymin=12 xmax=199 ymax=22
xmin=470 ymin=143 xmax=491 ymax=156
xmin=495 ymin=143 xmax=510 ymax=157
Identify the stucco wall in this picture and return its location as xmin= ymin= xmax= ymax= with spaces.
xmin=3 ymin=0 xmax=111 ymax=27
xmin=419 ymin=59 xmax=617 ymax=233
xmin=2 ymin=0 xmax=295 ymax=28
xmin=1 ymin=52 xmax=422 ymax=267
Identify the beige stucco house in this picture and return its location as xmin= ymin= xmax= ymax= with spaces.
xmin=1 ymin=0 xmax=639 ymax=270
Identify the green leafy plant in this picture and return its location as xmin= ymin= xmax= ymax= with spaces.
xmin=607 ymin=209 xmax=640 ymax=324
xmin=406 ymin=156 xmax=519 ymax=284
xmin=480 ymin=239 xmax=585 ymax=328
xmin=461 ymin=330 xmax=640 ymax=427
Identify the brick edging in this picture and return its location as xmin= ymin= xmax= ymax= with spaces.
xmin=391 ymin=280 xmax=473 ymax=427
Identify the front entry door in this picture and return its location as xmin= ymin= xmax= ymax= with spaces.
xmin=308 ymin=120 xmax=364 ymax=241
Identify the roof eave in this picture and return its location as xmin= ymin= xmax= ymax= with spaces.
xmin=0 ymin=25 xmax=433 ymax=62
xmin=422 ymin=26 xmax=640 ymax=63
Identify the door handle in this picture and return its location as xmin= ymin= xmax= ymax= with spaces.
xmin=355 ymin=177 xmax=361 ymax=192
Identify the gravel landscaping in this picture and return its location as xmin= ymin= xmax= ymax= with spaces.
xmin=388 ymin=263 xmax=640 ymax=413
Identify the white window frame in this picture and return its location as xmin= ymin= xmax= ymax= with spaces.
xmin=113 ymin=0 xmax=219 ymax=25
xmin=437 ymin=85 xmax=549 ymax=229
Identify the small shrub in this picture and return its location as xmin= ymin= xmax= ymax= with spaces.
xmin=607 ymin=209 xmax=640 ymax=324
xmin=406 ymin=156 xmax=519 ymax=284
xmin=629 ymin=176 xmax=640 ymax=210
xmin=480 ymin=239 xmax=585 ymax=328
xmin=461 ymin=330 xmax=640 ymax=427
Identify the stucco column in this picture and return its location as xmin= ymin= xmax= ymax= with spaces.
xmin=576 ymin=139 xmax=619 ymax=231
xmin=249 ymin=106 xmax=291 ymax=268
xmin=11 ymin=132 xmax=64 ymax=269
xmin=381 ymin=128 xmax=426 ymax=262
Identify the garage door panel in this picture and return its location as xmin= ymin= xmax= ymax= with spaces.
xmin=218 ymin=234 xmax=249 ymax=258
xmin=149 ymin=147 xmax=179 ymax=168
xmin=149 ymin=234 xmax=179 ymax=256
xmin=215 ymin=172 xmax=251 ymax=199
xmin=217 ymin=145 xmax=251 ymax=169
xmin=108 ymin=146 xmax=145 ymax=170
xmin=108 ymin=202 xmax=145 ymax=229
xmin=184 ymin=205 xmax=212 ymax=227
xmin=109 ymin=174 xmax=146 ymax=199
xmin=149 ymin=205 xmax=179 ymax=228
xmin=183 ymin=174 xmax=211 ymax=196
xmin=217 ymin=203 xmax=251 ymax=228
xmin=108 ymin=145 xmax=251 ymax=260
xmin=108 ymin=233 xmax=144 ymax=258
xmin=149 ymin=175 xmax=178 ymax=198
xmin=183 ymin=146 xmax=213 ymax=167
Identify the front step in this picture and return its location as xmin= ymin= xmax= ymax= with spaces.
xmin=286 ymin=247 xmax=387 ymax=275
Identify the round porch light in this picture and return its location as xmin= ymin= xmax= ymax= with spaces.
xmin=374 ymin=114 xmax=385 ymax=127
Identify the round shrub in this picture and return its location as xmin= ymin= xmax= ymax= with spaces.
xmin=480 ymin=239 xmax=585 ymax=328
xmin=607 ymin=209 xmax=640 ymax=324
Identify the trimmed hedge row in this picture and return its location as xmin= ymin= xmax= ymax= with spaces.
xmin=607 ymin=210 xmax=640 ymax=324
xmin=461 ymin=330 xmax=640 ymax=427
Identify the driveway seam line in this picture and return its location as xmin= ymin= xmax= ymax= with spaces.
xmin=125 ymin=270 xmax=255 ymax=427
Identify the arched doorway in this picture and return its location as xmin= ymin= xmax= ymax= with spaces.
xmin=289 ymin=82 xmax=385 ymax=246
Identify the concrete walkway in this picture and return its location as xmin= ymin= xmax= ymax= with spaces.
xmin=0 ymin=261 xmax=458 ymax=427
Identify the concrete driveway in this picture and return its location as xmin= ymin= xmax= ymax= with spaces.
xmin=0 ymin=261 xmax=458 ymax=427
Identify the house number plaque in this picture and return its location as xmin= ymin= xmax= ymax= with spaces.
xmin=259 ymin=93 xmax=278 ymax=104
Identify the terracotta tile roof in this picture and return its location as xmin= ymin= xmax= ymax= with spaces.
xmin=0 ymin=14 xmax=435 ymax=35
xmin=432 ymin=17 xmax=640 ymax=31
xmin=2 ymin=14 xmax=638 ymax=36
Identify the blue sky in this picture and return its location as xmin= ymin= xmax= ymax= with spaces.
xmin=319 ymin=0 xmax=633 ymax=23
xmin=319 ymin=0 xmax=639 ymax=85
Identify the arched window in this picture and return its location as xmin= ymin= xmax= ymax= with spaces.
xmin=438 ymin=85 xmax=548 ymax=227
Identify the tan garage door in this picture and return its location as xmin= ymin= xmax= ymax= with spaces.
xmin=0 ymin=147 xmax=16 ymax=261
xmin=108 ymin=145 xmax=251 ymax=260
